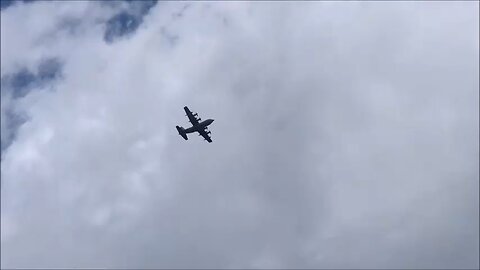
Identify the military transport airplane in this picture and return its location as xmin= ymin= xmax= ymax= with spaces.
xmin=176 ymin=106 xmax=214 ymax=143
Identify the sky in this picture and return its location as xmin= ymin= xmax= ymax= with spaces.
xmin=1 ymin=1 xmax=479 ymax=269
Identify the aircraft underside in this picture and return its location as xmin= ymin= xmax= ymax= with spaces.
xmin=176 ymin=106 xmax=214 ymax=143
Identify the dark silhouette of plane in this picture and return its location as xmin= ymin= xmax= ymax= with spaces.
xmin=176 ymin=106 xmax=214 ymax=143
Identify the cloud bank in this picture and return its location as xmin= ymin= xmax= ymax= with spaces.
xmin=1 ymin=1 xmax=478 ymax=268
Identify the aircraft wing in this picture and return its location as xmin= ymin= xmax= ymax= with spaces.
xmin=198 ymin=128 xmax=212 ymax=143
xmin=184 ymin=106 xmax=200 ymax=125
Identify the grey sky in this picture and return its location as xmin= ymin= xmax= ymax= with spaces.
xmin=1 ymin=1 xmax=479 ymax=269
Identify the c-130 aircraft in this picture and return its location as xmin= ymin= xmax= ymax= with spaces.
xmin=176 ymin=106 xmax=214 ymax=143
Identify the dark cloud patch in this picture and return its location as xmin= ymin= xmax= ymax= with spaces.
xmin=103 ymin=0 xmax=157 ymax=43
xmin=1 ymin=58 xmax=62 ymax=99
xmin=0 ymin=0 xmax=15 ymax=10
xmin=0 ymin=0 xmax=35 ymax=10
xmin=126 ymin=0 xmax=157 ymax=15
xmin=0 ymin=58 xmax=62 ymax=154
xmin=1 ymin=107 xmax=28 ymax=154
xmin=37 ymin=58 xmax=63 ymax=81
xmin=104 ymin=12 xmax=141 ymax=43
xmin=5 ymin=69 xmax=36 ymax=99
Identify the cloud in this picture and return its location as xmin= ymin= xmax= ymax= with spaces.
xmin=1 ymin=1 xmax=478 ymax=269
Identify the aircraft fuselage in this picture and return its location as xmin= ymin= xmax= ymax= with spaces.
xmin=185 ymin=119 xmax=214 ymax=133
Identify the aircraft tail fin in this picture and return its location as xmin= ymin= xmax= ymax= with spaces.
xmin=176 ymin=126 xmax=188 ymax=140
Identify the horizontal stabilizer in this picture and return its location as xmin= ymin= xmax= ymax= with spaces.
xmin=176 ymin=126 xmax=188 ymax=140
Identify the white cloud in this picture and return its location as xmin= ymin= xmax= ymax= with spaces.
xmin=1 ymin=1 xmax=478 ymax=268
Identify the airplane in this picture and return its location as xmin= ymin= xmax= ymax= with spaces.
xmin=176 ymin=106 xmax=214 ymax=143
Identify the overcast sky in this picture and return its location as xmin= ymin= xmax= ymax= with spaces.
xmin=1 ymin=1 xmax=479 ymax=269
